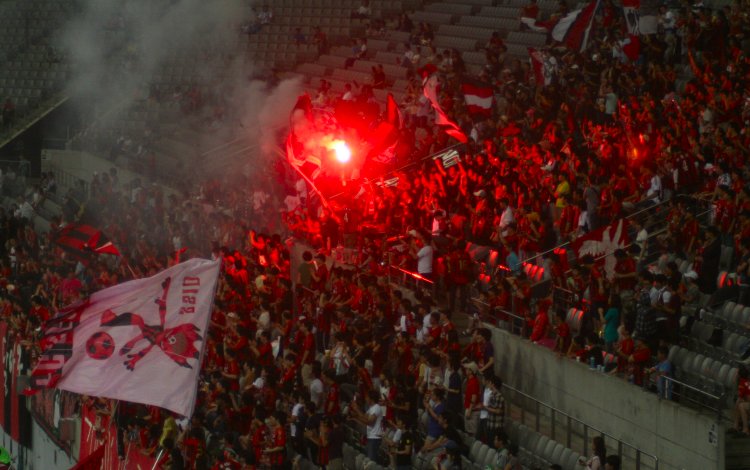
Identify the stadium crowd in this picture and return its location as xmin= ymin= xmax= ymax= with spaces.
xmin=1 ymin=0 xmax=750 ymax=469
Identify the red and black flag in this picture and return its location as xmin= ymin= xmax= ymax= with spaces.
xmin=53 ymin=224 xmax=121 ymax=259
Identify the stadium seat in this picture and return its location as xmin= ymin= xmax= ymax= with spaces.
xmin=550 ymin=442 xmax=566 ymax=465
xmin=425 ymin=3 xmax=474 ymax=16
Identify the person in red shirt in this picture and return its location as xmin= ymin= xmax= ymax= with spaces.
xmin=614 ymin=328 xmax=634 ymax=374
xmin=733 ymin=366 xmax=750 ymax=435
xmin=249 ymin=409 xmax=269 ymax=465
xmin=298 ymin=320 xmax=316 ymax=386
xmin=628 ymin=337 xmax=652 ymax=385
xmin=612 ymin=249 xmax=637 ymax=294
xmin=463 ymin=363 xmax=481 ymax=434
xmin=263 ymin=411 xmax=287 ymax=469
xmin=249 ymin=331 xmax=274 ymax=367
xmin=323 ymin=369 xmax=341 ymax=416
xmin=529 ymin=308 xmax=549 ymax=343
xmin=553 ymin=310 xmax=571 ymax=354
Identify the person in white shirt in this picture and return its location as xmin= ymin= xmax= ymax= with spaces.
xmin=309 ymin=362 xmax=325 ymax=413
xmin=342 ymin=83 xmax=355 ymax=101
xmin=497 ymin=198 xmax=515 ymax=238
xmin=644 ymin=168 xmax=662 ymax=204
xmin=350 ymin=390 xmax=384 ymax=462
xmin=413 ymin=235 xmax=434 ymax=280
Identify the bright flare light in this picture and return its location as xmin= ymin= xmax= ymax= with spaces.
xmin=330 ymin=140 xmax=351 ymax=164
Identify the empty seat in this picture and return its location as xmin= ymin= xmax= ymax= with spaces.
xmin=411 ymin=11 xmax=455 ymax=25
xmin=469 ymin=440 xmax=482 ymax=461
xmin=476 ymin=444 xmax=490 ymax=466
xmin=439 ymin=24 xmax=495 ymax=41
xmin=535 ymin=435 xmax=550 ymax=457
xmin=481 ymin=6 xmax=522 ymax=18
xmin=433 ymin=35 xmax=479 ymax=51
xmin=425 ymin=2 xmax=474 ymax=15
xmin=550 ymin=443 xmax=566 ymax=465
xmin=507 ymin=30 xmax=547 ymax=47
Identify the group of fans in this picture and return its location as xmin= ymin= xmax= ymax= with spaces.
xmin=1 ymin=0 xmax=750 ymax=469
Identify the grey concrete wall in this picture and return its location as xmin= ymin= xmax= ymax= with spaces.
xmin=489 ymin=326 xmax=725 ymax=470
xmin=29 ymin=420 xmax=77 ymax=470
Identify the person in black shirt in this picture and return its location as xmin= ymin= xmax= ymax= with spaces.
xmin=386 ymin=413 xmax=414 ymax=470
xmin=161 ymin=437 xmax=185 ymax=470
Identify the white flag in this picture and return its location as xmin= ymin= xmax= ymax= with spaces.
xmin=27 ymin=258 xmax=221 ymax=417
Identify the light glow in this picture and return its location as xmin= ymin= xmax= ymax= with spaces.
xmin=330 ymin=140 xmax=351 ymax=164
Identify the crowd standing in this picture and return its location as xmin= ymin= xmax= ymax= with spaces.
xmin=1 ymin=0 xmax=750 ymax=468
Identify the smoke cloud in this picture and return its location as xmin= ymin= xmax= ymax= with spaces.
xmin=60 ymin=0 xmax=302 ymax=189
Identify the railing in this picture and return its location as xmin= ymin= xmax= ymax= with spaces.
xmin=47 ymin=165 xmax=88 ymax=195
xmin=645 ymin=374 xmax=726 ymax=418
xmin=502 ymin=382 xmax=660 ymax=470
xmin=471 ymin=298 xmax=527 ymax=336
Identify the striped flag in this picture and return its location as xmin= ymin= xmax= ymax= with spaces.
xmin=622 ymin=0 xmax=659 ymax=35
xmin=461 ymin=77 xmax=494 ymax=117
xmin=423 ymin=74 xmax=468 ymax=143
xmin=551 ymin=0 xmax=601 ymax=52
xmin=54 ymin=223 xmax=120 ymax=258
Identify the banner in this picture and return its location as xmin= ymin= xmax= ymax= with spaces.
xmin=571 ymin=219 xmax=630 ymax=278
xmin=27 ymin=258 xmax=221 ymax=417
xmin=78 ymin=402 xmax=158 ymax=470
xmin=461 ymin=77 xmax=494 ymax=117
xmin=551 ymin=0 xmax=601 ymax=52
xmin=423 ymin=74 xmax=468 ymax=143
xmin=29 ymin=389 xmax=78 ymax=454
xmin=0 ymin=326 xmax=31 ymax=448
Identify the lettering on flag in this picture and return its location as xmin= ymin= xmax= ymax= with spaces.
xmin=26 ymin=258 xmax=221 ymax=418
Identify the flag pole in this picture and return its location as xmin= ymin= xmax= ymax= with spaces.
xmin=274 ymin=146 xmax=332 ymax=212
xmin=150 ymin=448 xmax=166 ymax=470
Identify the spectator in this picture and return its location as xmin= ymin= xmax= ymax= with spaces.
xmin=385 ymin=412 xmax=414 ymax=470
xmin=647 ymin=345 xmax=674 ymax=400
xmin=732 ymin=366 xmax=750 ymax=435
xmin=578 ymin=436 xmax=606 ymax=469
xmin=604 ymin=455 xmax=621 ymax=470
xmin=477 ymin=374 xmax=504 ymax=443
xmin=349 ymin=390 xmax=385 ymax=462
xmin=352 ymin=0 xmax=371 ymax=19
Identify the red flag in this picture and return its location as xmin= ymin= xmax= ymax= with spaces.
xmin=367 ymin=93 xmax=402 ymax=164
xmin=423 ymin=74 xmax=468 ymax=143
xmin=70 ymin=445 xmax=105 ymax=470
xmin=622 ymin=34 xmax=640 ymax=61
xmin=571 ymin=219 xmax=630 ymax=279
xmin=551 ymin=0 xmax=600 ymax=52
xmin=461 ymin=77 xmax=494 ymax=117
xmin=26 ymin=258 xmax=221 ymax=417
xmin=54 ymin=224 xmax=120 ymax=258
xmin=529 ymin=48 xmax=545 ymax=86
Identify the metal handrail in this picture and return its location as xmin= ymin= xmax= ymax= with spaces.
xmin=646 ymin=374 xmax=725 ymax=417
xmin=501 ymin=382 xmax=660 ymax=470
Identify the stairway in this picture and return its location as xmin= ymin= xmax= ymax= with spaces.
xmin=726 ymin=433 xmax=750 ymax=470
